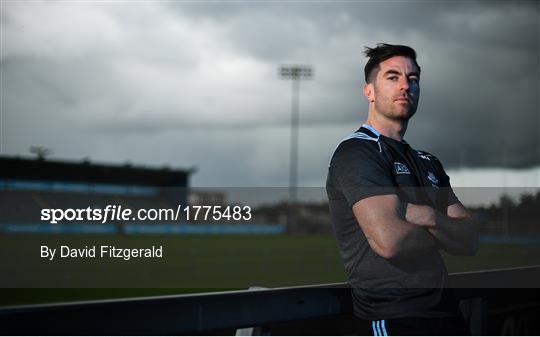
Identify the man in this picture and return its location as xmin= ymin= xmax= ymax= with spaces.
xmin=326 ymin=43 xmax=479 ymax=335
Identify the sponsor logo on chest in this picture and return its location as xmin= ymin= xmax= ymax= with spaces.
xmin=394 ymin=162 xmax=410 ymax=175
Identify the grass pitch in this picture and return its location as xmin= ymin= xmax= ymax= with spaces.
xmin=0 ymin=233 xmax=539 ymax=306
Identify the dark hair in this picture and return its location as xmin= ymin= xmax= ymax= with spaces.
xmin=363 ymin=43 xmax=421 ymax=83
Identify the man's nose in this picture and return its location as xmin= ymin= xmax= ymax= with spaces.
xmin=399 ymin=77 xmax=410 ymax=91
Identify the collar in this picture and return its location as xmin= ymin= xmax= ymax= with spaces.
xmin=361 ymin=123 xmax=380 ymax=137
xmin=361 ymin=123 xmax=409 ymax=145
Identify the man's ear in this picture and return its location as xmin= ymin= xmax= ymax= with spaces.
xmin=363 ymin=83 xmax=375 ymax=103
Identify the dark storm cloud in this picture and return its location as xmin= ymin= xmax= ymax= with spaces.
xmin=2 ymin=1 xmax=539 ymax=187
xmin=171 ymin=1 xmax=540 ymax=168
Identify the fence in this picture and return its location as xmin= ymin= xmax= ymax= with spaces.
xmin=1 ymin=265 xmax=539 ymax=335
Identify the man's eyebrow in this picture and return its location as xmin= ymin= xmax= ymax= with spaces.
xmin=383 ymin=69 xmax=420 ymax=77
xmin=383 ymin=69 xmax=401 ymax=76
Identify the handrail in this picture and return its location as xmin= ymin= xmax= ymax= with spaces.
xmin=1 ymin=266 xmax=539 ymax=335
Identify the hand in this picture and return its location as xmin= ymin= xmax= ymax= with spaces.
xmin=405 ymin=203 xmax=438 ymax=228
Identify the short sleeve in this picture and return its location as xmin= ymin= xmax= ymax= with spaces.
xmin=443 ymin=172 xmax=460 ymax=206
xmin=433 ymin=157 xmax=460 ymax=207
xmin=328 ymin=139 xmax=398 ymax=207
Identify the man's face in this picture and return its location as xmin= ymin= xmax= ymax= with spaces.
xmin=366 ymin=56 xmax=420 ymax=121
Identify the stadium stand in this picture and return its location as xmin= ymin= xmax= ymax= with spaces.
xmin=0 ymin=156 xmax=191 ymax=231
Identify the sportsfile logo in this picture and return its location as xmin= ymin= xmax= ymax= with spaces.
xmin=40 ymin=204 xmax=253 ymax=224
xmin=394 ymin=162 xmax=410 ymax=175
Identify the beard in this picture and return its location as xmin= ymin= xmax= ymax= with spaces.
xmin=374 ymin=100 xmax=417 ymax=121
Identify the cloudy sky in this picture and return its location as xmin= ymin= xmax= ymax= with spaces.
xmin=1 ymin=1 xmax=539 ymax=188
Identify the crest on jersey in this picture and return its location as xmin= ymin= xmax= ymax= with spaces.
xmin=427 ymin=171 xmax=439 ymax=184
xmin=394 ymin=162 xmax=410 ymax=175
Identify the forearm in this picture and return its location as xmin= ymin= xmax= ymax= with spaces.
xmin=395 ymin=221 xmax=439 ymax=258
xmin=371 ymin=218 xmax=438 ymax=259
xmin=429 ymin=213 xmax=479 ymax=256
xmin=353 ymin=195 xmax=439 ymax=260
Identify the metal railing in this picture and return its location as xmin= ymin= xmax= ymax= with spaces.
xmin=1 ymin=266 xmax=539 ymax=335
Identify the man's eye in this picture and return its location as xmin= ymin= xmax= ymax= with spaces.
xmin=409 ymin=77 xmax=419 ymax=84
xmin=388 ymin=76 xmax=398 ymax=81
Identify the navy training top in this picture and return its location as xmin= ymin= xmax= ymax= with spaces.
xmin=326 ymin=124 xmax=462 ymax=320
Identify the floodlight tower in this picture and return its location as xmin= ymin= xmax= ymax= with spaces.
xmin=279 ymin=64 xmax=313 ymax=233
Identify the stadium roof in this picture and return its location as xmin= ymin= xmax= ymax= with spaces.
xmin=0 ymin=156 xmax=193 ymax=187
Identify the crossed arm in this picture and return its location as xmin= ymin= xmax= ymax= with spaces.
xmin=352 ymin=195 xmax=479 ymax=259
